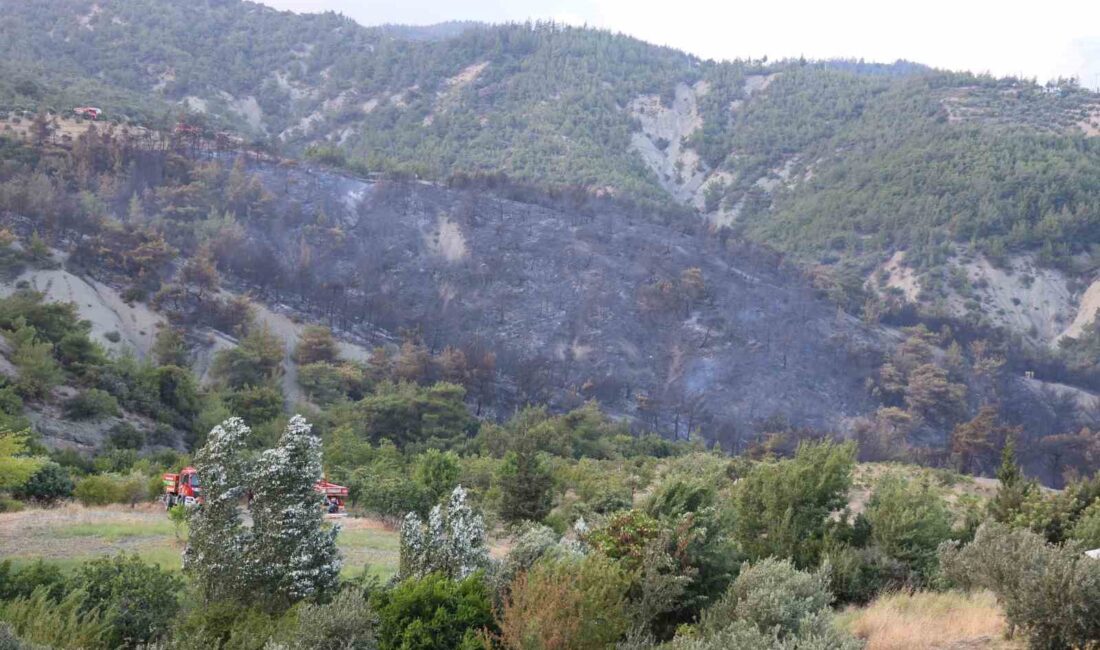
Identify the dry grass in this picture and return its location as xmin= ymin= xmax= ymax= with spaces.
xmin=840 ymin=590 xmax=1024 ymax=650
xmin=0 ymin=503 xmax=176 ymax=562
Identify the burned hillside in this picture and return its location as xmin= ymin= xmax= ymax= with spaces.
xmin=205 ymin=158 xmax=884 ymax=442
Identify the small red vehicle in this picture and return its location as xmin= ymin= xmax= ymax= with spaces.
xmin=174 ymin=122 xmax=202 ymax=136
xmin=163 ymin=466 xmax=201 ymax=508
xmin=315 ymin=479 xmax=349 ymax=515
xmin=73 ymin=106 xmax=101 ymax=120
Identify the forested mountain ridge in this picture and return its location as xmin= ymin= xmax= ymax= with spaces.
xmin=3 ymin=0 xmax=1100 ymax=351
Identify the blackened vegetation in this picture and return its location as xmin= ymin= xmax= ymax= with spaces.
xmin=0 ymin=126 xmax=1093 ymax=473
xmin=225 ymin=157 xmax=882 ymax=444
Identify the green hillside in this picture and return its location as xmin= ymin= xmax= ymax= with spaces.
xmin=2 ymin=0 xmax=1098 ymax=272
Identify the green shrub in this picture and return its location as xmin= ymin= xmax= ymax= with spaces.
xmin=0 ymin=497 xmax=22 ymax=513
xmin=151 ymin=364 xmax=203 ymax=426
xmin=56 ymin=332 xmax=105 ymax=373
xmin=1011 ymin=489 xmax=1080 ymax=544
xmin=668 ymin=556 xmax=858 ymax=646
xmin=0 ymin=560 xmax=67 ymax=602
xmin=644 ymin=477 xmax=740 ymax=619
xmin=495 ymin=555 xmax=629 ymax=650
xmin=63 ymin=389 xmax=120 ymax=420
xmin=502 ymin=524 xmax=573 ymax=578
xmin=0 ymin=621 xmax=43 ymax=650
xmin=93 ymin=449 xmax=137 ymax=474
xmin=221 ymin=607 xmax=296 ymax=650
xmin=10 ymin=337 xmax=60 ymax=399
xmin=496 ymin=449 xmax=555 ymax=524
xmin=70 ymin=554 xmax=182 ymax=647
xmin=864 ymin=475 xmax=953 ymax=580
xmin=0 ymin=589 xmax=109 ymax=650
xmin=373 ymin=573 xmax=495 ymax=650
xmin=294 ymin=326 xmax=340 ymax=365
xmin=224 ymin=384 xmax=284 ymax=426
xmin=74 ymin=475 xmax=123 ymax=506
xmin=106 ymin=423 xmax=144 ymax=451
xmin=209 ymin=323 xmax=283 ymax=389
xmin=12 ymin=462 xmax=73 ymax=504
xmin=667 ymin=616 xmax=860 ymax=650
xmin=72 ymin=473 xmax=147 ymax=507
xmin=0 ymin=387 xmax=23 ymax=416
xmin=50 ymin=447 xmax=95 ymax=475
xmin=587 ymin=510 xmax=662 ymax=570
xmin=413 ymin=449 xmax=460 ymax=503
xmin=699 ymin=558 xmax=833 ymax=638
xmin=298 ymin=362 xmax=348 ymax=404
xmin=354 ymin=470 xmax=431 ymax=522
xmin=0 ymin=431 xmax=42 ymax=492
xmin=172 ymin=600 xmax=292 ymax=650
xmin=822 ymin=544 xmax=907 ymax=605
xmin=729 ymin=442 xmax=855 ymax=568
xmin=276 ymin=589 xmax=378 ymax=650
xmin=678 ymin=558 xmax=859 ymax=650
xmin=1069 ymin=498 xmax=1100 ymax=548
xmin=940 ymin=522 xmax=1100 ymax=650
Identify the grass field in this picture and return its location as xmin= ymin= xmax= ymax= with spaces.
xmin=0 ymin=503 xmax=401 ymax=579
xmin=838 ymin=590 xmax=1023 ymax=650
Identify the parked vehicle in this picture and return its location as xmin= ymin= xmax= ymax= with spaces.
xmin=163 ymin=466 xmax=201 ymax=508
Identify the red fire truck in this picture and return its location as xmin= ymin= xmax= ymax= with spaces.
xmin=163 ymin=466 xmax=201 ymax=508
xmin=73 ymin=106 xmax=102 ymax=120
xmin=316 ymin=479 xmax=349 ymax=515
xmin=164 ymin=467 xmax=348 ymax=514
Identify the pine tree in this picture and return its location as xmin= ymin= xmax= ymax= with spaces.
xmin=295 ymin=325 xmax=339 ymax=365
xmin=152 ymin=327 xmax=188 ymax=367
xmin=497 ymin=448 xmax=554 ymax=523
xmin=399 ymin=485 xmax=488 ymax=580
xmin=126 ymin=193 xmax=144 ymax=223
xmin=184 ymin=417 xmax=253 ymax=602
xmin=249 ymin=415 xmax=341 ymax=607
xmin=988 ymin=437 xmax=1034 ymax=524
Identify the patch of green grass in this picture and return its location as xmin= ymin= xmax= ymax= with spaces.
xmin=20 ymin=516 xmax=396 ymax=580
xmin=131 ymin=542 xmax=185 ymax=571
xmin=337 ymin=529 xmax=401 ymax=551
xmin=336 ymin=527 xmax=400 ymax=579
xmin=7 ymin=557 xmax=88 ymax=574
xmin=51 ymin=520 xmax=178 ymax=541
xmin=6 ymin=542 xmax=183 ymax=573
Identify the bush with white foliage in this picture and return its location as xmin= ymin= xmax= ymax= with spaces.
xmin=249 ymin=415 xmax=342 ymax=606
xmin=398 ymin=485 xmax=489 ymax=580
xmin=184 ymin=417 xmax=253 ymax=603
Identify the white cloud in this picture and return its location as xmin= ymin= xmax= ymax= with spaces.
xmin=258 ymin=0 xmax=1100 ymax=85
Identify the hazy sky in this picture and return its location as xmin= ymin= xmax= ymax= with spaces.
xmin=258 ymin=0 xmax=1100 ymax=87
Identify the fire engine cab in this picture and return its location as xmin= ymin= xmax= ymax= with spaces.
xmin=163 ymin=466 xmax=202 ymax=508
